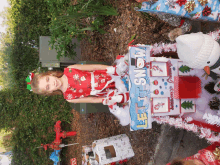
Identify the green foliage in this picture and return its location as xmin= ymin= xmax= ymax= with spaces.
xmin=179 ymin=65 xmax=191 ymax=73
xmin=181 ymin=101 xmax=194 ymax=109
xmin=0 ymin=88 xmax=73 ymax=164
xmin=48 ymin=0 xmax=118 ymax=60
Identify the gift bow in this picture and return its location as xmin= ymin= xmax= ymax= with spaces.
xmin=213 ymin=147 xmax=220 ymax=160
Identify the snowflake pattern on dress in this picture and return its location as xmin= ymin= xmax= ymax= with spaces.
xmin=67 ymin=94 xmax=73 ymax=100
xmin=79 ymin=89 xmax=83 ymax=93
xmin=204 ymin=151 xmax=216 ymax=162
xmin=73 ymin=74 xmax=79 ymax=80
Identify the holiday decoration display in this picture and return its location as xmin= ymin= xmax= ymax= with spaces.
xmin=176 ymin=33 xmax=220 ymax=80
xmin=128 ymin=43 xmax=220 ymax=148
xmin=129 ymin=45 xmax=152 ymax=130
xmin=82 ymin=134 xmax=134 ymax=165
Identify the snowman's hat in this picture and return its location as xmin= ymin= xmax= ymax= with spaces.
xmin=176 ymin=32 xmax=220 ymax=69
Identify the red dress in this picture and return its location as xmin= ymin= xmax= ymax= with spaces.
xmin=63 ymin=68 xmax=115 ymax=100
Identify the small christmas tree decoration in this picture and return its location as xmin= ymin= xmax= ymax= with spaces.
xmin=154 ymin=89 xmax=159 ymax=95
xmin=69 ymin=68 xmax=72 ymax=73
xmin=198 ymin=0 xmax=208 ymax=6
xmin=184 ymin=1 xmax=196 ymax=13
xmin=202 ymin=6 xmax=212 ymax=16
xmin=153 ymin=80 xmax=158 ymax=85
xmin=179 ymin=65 xmax=191 ymax=73
xmin=176 ymin=0 xmax=187 ymax=6
xmin=181 ymin=100 xmax=194 ymax=109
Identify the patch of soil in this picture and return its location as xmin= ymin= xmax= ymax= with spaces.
xmin=80 ymin=0 xmax=174 ymax=63
xmin=65 ymin=0 xmax=175 ymax=164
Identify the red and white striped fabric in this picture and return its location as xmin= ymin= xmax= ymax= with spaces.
xmin=174 ymin=76 xmax=202 ymax=99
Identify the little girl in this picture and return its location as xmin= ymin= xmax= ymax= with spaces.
xmin=30 ymin=56 xmax=131 ymax=126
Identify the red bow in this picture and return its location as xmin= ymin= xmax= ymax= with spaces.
xmin=176 ymin=0 xmax=187 ymax=6
xmin=202 ymin=6 xmax=212 ymax=16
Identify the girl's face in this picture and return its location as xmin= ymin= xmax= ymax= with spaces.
xmin=38 ymin=75 xmax=62 ymax=93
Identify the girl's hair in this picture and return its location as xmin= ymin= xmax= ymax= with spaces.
xmin=31 ymin=70 xmax=63 ymax=96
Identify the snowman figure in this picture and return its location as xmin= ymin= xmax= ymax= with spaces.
xmin=176 ymin=32 xmax=220 ymax=80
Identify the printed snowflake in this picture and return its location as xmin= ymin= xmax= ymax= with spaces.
xmin=67 ymin=94 xmax=73 ymax=100
xmin=130 ymin=93 xmax=135 ymax=98
xmin=73 ymin=74 xmax=79 ymax=80
xmin=79 ymin=89 xmax=83 ymax=93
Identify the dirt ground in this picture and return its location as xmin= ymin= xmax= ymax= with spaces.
xmin=63 ymin=0 xmax=218 ymax=164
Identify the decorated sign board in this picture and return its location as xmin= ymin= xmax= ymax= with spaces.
xmin=129 ymin=45 xmax=198 ymax=130
xmin=129 ymin=45 xmax=152 ymax=130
